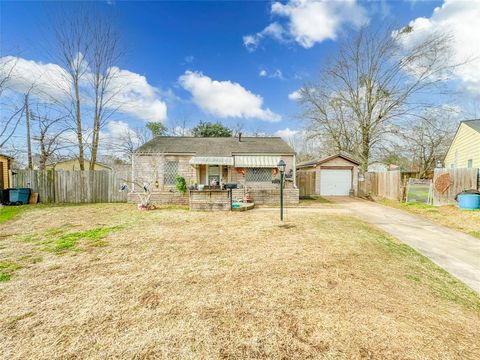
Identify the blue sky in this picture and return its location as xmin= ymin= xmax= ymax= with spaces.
xmin=1 ymin=0 xmax=479 ymax=148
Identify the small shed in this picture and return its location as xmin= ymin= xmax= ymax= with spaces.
xmin=297 ymin=154 xmax=360 ymax=196
xmin=0 ymin=154 xmax=14 ymax=189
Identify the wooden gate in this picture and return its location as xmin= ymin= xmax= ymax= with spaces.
xmin=297 ymin=170 xmax=316 ymax=197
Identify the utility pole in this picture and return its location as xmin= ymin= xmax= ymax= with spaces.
xmin=25 ymin=93 xmax=33 ymax=170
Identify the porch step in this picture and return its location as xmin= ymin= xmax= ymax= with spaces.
xmin=232 ymin=202 xmax=255 ymax=212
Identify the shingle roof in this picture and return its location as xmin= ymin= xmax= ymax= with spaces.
xmin=297 ymin=153 xmax=360 ymax=168
xmin=135 ymin=136 xmax=295 ymax=156
xmin=463 ymin=119 xmax=480 ymax=133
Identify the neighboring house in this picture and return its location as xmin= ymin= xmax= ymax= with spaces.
xmin=368 ymin=162 xmax=389 ymax=172
xmin=368 ymin=162 xmax=401 ymax=172
xmin=0 ymin=154 xmax=14 ymax=189
xmin=296 ymin=154 xmax=360 ymax=196
xmin=46 ymin=159 xmax=112 ymax=171
xmin=444 ymin=119 xmax=480 ymax=169
xmin=130 ymin=136 xmax=298 ymax=205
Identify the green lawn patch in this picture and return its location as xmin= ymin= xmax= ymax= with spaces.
xmin=0 ymin=206 xmax=29 ymax=223
xmin=0 ymin=260 xmax=23 ymax=282
xmin=43 ymin=225 xmax=123 ymax=253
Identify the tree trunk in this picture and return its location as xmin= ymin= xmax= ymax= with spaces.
xmin=25 ymin=94 xmax=33 ymax=170
xmin=360 ymin=130 xmax=370 ymax=173
xmin=74 ymin=79 xmax=85 ymax=170
xmin=90 ymin=118 xmax=100 ymax=170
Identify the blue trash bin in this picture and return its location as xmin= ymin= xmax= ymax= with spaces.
xmin=8 ymin=188 xmax=31 ymax=205
xmin=457 ymin=193 xmax=480 ymax=210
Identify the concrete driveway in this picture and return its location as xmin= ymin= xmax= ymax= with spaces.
xmin=329 ymin=197 xmax=480 ymax=293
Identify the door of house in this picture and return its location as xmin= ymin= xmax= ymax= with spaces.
xmin=208 ymin=165 xmax=220 ymax=185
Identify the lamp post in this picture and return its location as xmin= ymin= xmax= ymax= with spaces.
xmin=277 ymin=159 xmax=286 ymax=221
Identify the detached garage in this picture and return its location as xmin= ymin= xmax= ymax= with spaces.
xmin=296 ymin=154 xmax=360 ymax=197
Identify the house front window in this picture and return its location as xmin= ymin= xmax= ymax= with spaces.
xmin=246 ymin=167 xmax=272 ymax=182
xmin=164 ymin=160 xmax=179 ymax=185
xmin=467 ymin=159 xmax=473 ymax=168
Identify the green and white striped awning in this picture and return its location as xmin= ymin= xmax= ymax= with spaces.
xmin=234 ymin=155 xmax=280 ymax=168
xmin=189 ymin=156 xmax=234 ymax=166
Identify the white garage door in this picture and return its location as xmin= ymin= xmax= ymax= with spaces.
xmin=320 ymin=169 xmax=352 ymax=196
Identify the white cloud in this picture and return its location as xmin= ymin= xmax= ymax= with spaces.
xmin=0 ymin=56 xmax=70 ymax=99
xmin=288 ymin=90 xmax=302 ymax=101
xmin=275 ymin=127 xmax=299 ymax=138
xmin=178 ymin=70 xmax=281 ymax=122
xmin=184 ymin=55 xmax=194 ymax=64
xmin=108 ymin=67 xmax=167 ymax=122
xmin=259 ymin=68 xmax=284 ymax=80
xmin=243 ymin=22 xmax=285 ymax=51
xmin=398 ymin=0 xmax=480 ymax=97
xmin=0 ymin=56 xmax=168 ymax=122
xmin=244 ymin=0 xmax=368 ymax=50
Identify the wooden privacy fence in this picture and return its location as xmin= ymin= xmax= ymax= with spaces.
xmin=359 ymin=171 xmax=402 ymax=201
xmin=432 ymin=168 xmax=479 ymax=206
xmin=296 ymin=170 xmax=316 ymax=197
xmin=12 ymin=170 xmax=132 ymax=203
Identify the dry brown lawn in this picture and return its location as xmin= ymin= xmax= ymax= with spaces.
xmin=0 ymin=204 xmax=479 ymax=359
xmin=379 ymin=199 xmax=480 ymax=239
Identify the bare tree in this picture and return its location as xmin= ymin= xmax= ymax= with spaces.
xmin=51 ymin=9 xmax=92 ymax=170
xmin=88 ymin=16 xmax=123 ymax=170
xmin=399 ymin=109 xmax=456 ymax=177
xmin=0 ymin=56 xmax=25 ymax=148
xmin=31 ymin=103 xmax=70 ymax=170
xmin=106 ymin=125 xmax=151 ymax=161
xmin=300 ymin=25 xmax=458 ymax=171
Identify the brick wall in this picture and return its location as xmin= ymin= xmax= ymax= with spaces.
xmin=248 ymin=188 xmax=299 ymax=205
xmin=128 ymin=191 xmax=188 ymax=205
xmin=189 ymin=190 xmax=231 ymax=211
xmin=132 ymin=154 xmax=196 ymax=192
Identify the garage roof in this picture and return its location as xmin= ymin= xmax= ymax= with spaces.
xmin=297 ymin=153 xmax=360 ymax=168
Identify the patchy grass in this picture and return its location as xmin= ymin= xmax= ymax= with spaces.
xmin=0 ymin=204 xmax=479 ymax=359
xmin=299 ymin=195 xmax=332 ymax=203
xmin=0 ymin=206 xmax=29 ymax=223
xmin=43 ymin=226 xmax=123 ymax=252
xmin=0 ymin=260 xmax=22 ymax=282
xmin=378 ymin=199 xmax=480 ymax=239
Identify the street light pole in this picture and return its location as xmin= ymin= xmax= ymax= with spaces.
xmin=277 ymin=160 xmax=286 ymax=221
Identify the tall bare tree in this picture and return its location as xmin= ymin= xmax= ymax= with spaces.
xmin=52 ymin=9 xmax=92 ymax=170
xmin=88 ymin=16 xmax=123 ymax=170
xmin=51 ymin=6 xmax=123 ymax=170
xmin=300 ymin=25 xmax=457 ymax=171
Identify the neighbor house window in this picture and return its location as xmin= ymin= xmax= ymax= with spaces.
xmin=467 ymin=159 xmax=473 ymax=168
xmin=246 ymin=168 xmax=272 ymax=182
xmin=164 ymin=160 xmax=179 ymax=185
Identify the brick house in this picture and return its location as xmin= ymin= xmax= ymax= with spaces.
xmin=128 ymin=135 xmax=299 ymax=207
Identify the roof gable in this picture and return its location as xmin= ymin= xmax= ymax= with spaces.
xmin=445 ymin=120 xmax=480 ymax=161
xmin=297 ymin=153 xmax=360 ymax=168
xmin=463 ymin=119 xmax=480 ymax=133
xmin=135 ymin=136 xmax=295 ymax=156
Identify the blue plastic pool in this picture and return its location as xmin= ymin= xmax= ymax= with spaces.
xmin=457 ymin=193 xmax=480 ymax=210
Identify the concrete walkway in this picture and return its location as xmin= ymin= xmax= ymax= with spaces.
xmin=328 ymin=197 xmax=480 ymax=293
